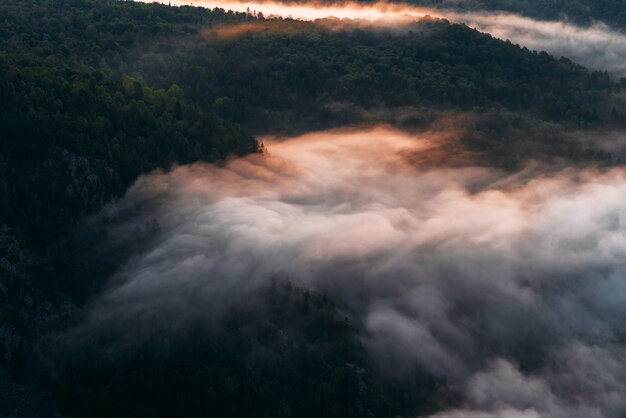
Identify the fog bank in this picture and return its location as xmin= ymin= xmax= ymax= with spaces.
xmin=68 ymin=126 xmax=626 ymax=417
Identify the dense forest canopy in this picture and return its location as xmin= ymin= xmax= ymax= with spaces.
xmin=0 ymin=0 xmax=259 ymax=249
xmin=136 ymin=17 xmax=614 ymax=129
xmin=0 ymin=0 xmax=625 ymax=417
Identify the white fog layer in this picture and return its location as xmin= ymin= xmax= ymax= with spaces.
xmin=72 ymin=127 xmax=626 ymax=418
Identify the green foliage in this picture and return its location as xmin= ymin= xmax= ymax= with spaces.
xmin=0 ymin=0 xmax=257 ymax=250
xmin=136 ymin=18 xmax=614 ymax=133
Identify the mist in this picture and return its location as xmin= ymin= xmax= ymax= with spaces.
xmin=63 ymin=125 xmax=626 ymax=417
xmin=452 ymin=12 xmax=626 ymax=78
xmin=143 ymin=0 xmax=626 ymax=77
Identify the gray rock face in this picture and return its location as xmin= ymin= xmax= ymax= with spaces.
xmin=0 ymin=371 xmax=63 ymax=418
xmin=0 ymin=224 xmax=76 ymax=354
xmin=0 ymin=225 xmax=70 ymax=418
xmin=0 ymin=147 xmax=111 ymax=417
xmin=0 ymin=146 xmax=119 ymax=364
xmin=32 ymin=147 xmax=121 ymax=216
xmin=0 ymin=224 xmax=36 ymax=363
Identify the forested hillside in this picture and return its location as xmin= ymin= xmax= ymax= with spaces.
xmin=137 ymin=17 xmax=616 ymax=129
xmin=0 ymin=0 xmax=258 ymax=250
xmin=3 ymin=0 xmax=622 ymax=250
xmin=1 ymin=1 xmax=625 ymax=417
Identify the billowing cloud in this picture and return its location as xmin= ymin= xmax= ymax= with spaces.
xmin=144 ymin=0 xmax=626 ymax=77
xmin=67 ymin=125 xmax=626 ymax=417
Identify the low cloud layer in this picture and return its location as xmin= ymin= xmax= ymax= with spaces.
xmin=144 ymin=0 xmax=626 ymax=77
xmin=69 ymin=126 xmax=626 ymax=417
xmin=452 ymin=12 xmax=626 ymax=77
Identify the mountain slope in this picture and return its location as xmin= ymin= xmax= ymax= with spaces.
xmin=0 ymin=1 xmax=625 ymax=417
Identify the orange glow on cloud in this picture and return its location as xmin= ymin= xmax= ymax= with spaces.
xmin=162 ymin=0 xmax=437 ymax=22
xmin=205 ymin=19 xmax=312 ymax=38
